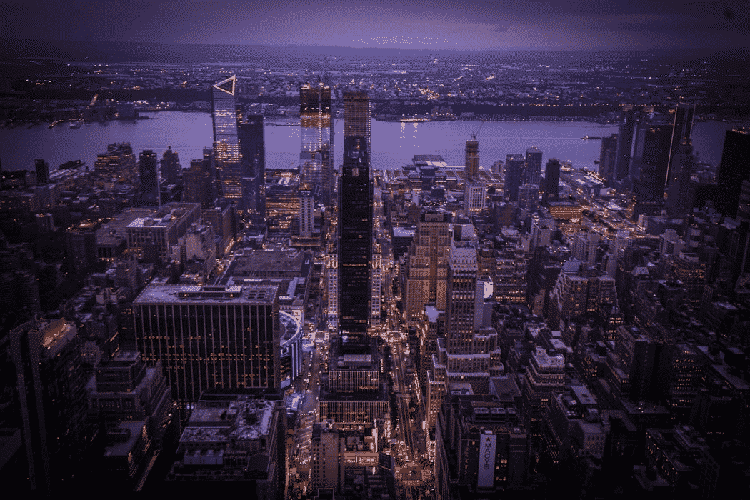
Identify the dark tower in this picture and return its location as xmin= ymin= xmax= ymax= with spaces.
xmin=543 ymin=158 xmax=561 ymax=203
xmin=614 ymin=107 xmax=637 ymax=183
xmin=338 ymin=91 xmax=372 ymax=336
xmin=632 ymin=123 xmax=673 ymax=203
xmin=504 ymin=154 xmax=525 ymax=202
xmin=138 ymin=150 xmax=158 ymax=206
xmin=716 ymin=129 xmax=750 ymax=217
xmin=34 ymin=159 xmax=49 ymax=185
xmin=599 ymin=134 xmax=618 ymax=186
xmin=525 ymin=146 xmax=543 ymax=185
xmin=160 ymin=146 xmax=180 ymax=186
xmin=238 ymin=114 xmax=266 ymax=216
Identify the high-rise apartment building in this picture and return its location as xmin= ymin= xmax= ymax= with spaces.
xmin=211 ymin=76 xmax=242 ymax=203
xmin=338 ymin=91 xmax=372 ymax=336
xmin=138 ymin=150 xmax=158 ymax=206
xmin=133 ymin=284 xmax=281 ymax=407
xmin=300 ymin=83 xmax=334 ymax=205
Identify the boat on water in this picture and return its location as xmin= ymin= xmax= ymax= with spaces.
xmin=581 ymin=135 xmax=602 ymax=140
xmin=69 ymin=120 xmax=82 ymax=129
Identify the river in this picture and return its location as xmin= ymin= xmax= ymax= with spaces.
xmin=0 ymin=111 xmax=733 ymax=173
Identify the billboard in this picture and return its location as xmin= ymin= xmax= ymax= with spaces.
xmin=477 ymin=431 xmax=496 ymax=488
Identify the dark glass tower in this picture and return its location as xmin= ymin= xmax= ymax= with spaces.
xmin=504 ymin=154 xmax=525 ymax=202
xmin=159 ymin=146 xmax=180 ymax=186
xmin=716 ymin=129 xmax=750 ymax=217
xmin=525 ymin=146 xmax=543 ymax=185
xmin=614 ymin=107 xmax=637 ymax=182
xmin=138 ymin=150 xmax=158 ymax=206
xmin=34 ymin=159 xmax=49 ymax=185
xmin=632 ymin=123 xmax=673 ymax=203
xmin=544 ymin=158 xmax=560 ymax=203
xmin=338 ymin=91 xmax=372 ymax=336
xmin=238 ymin=113 xmax=266 ymax=216
xmin=300 ymin=83 xmax=334 ymax=205
xmin=212 ymin=76 xmax=242 ymax=203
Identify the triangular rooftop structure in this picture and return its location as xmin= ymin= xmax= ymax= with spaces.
xmin=213 ymin=76 xmax=236 ymax=96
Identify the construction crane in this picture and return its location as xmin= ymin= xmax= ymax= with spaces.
xmin=470 ymin=119 xmax=485 ymax=141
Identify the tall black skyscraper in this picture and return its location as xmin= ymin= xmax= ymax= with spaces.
xmin=34 ymin=159 xmax=49 ymax=185
xmin=544 ymin=158 xmax=560 ymax=203
xmin=238 ymin=113 xmax=266 ymax=216
xmin=631 ymin=122 xmax=673 ymax=203
xmin=717 ymin=129 xmax=750 ymax=217
xmin=525 ymin=146 xmax=543 ymax=185
xmin=138 ymin=150 xmax=158 ymax=206
xmin=599 ymin=134 xmax=618 ymax=186
xmin=504 ymin=154 xmax=525 ymax=202
xmin=338 ymin=91 xmax=372 ymax=336
xmin=614 ymin=107 xmax=637 ymax=183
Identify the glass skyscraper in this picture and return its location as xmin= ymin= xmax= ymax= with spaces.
xmin=212 ymin=76 xmax=242 ymax=203
xmin=300 ymin=83 xmax=334 ymax=206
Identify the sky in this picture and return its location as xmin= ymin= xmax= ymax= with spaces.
xmin=1 ymin=0 xmax=748 ymax=51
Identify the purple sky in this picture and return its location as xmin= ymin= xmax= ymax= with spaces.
xmin=1 ymin=0 xmax=748 ymax=50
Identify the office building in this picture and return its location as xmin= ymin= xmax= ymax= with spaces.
xmin=133 ymin=283 xmax=281 ymax=406
xmin=138 ymin=150 xmax=159 ymax=206
xmin=300 ymin=83 xmax=334 ymax=205
xmin=666 ymin=103 xmax=695 ymax=188
xmin=168 ymin=393 xmax=286 ymax=500
xmin=504 ymin=154 xmax=525 ymax=202
xmin=94 ymin=143 xmax=137 ymax=183
xmin=630 ymin=119 xmax=673 ymax=203
xmin=124 ymin=202 xmax=201 ymax=262
xmin=543 ymin=158 xmax=560 ymax=202
xmin=237 ymin=113 xmax=265 ymax=215
xmin=211 ymin=76 xmax=242 ymax=203
xmin=525 ymin=146 xmax=543 ymax=185
xmin=716 ymin=128 xmax=750 ymax=217
xmin=339 ymin=91 xmax=372 ymax=336
xmin=184 ymin=156 xmax=214 ymax=209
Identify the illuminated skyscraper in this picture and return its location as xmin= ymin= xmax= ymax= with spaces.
xmin=338 ymin=91 xmax=372 ymax=336
xmin=211 ymin=76 xmax=242 ymax=203
xmin=300 ymin=83 xmax=334 ymax=205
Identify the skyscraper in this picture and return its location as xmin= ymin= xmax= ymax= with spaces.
xmin=631 ymin=121 xmax=673 ymax=203
xmin=238 ymin=113 xmax=266 ymax=215
xmin=716 ymin=128 xmax=750 ymax=217
xmin=300 ymin=83 xmax=334 ymax=205
xmin=338 ymin=90 xmax=372 ymax=336
xmin=465 ymin=139 xmax=479 ymax=180
xmin=34 ymin=159 xmax=49 ymax=185
xmin=211 ymin=76 xmax=242 ymax=203
xmin=543 ymin=158 xmax=560 ymax=203
xmin=614 ymin=107 xmax=637 ymax=183
xmin=138 ymin=150 xmax=158 ymax=206
xmin=525 ymin=146 xmax=543 ymax=185
xmin=666 ymin=103 xmax=695 ymax=187
xmin=160 ymin=146 xmax=180 ymax=186
xmin=599 ymin=134 xmax=618 ymax=186
xmin=505 ymin=154 xmax=525 ymax=202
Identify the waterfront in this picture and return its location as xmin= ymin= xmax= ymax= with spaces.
xmin=0 ymin=111 xmax=733 ymax=173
